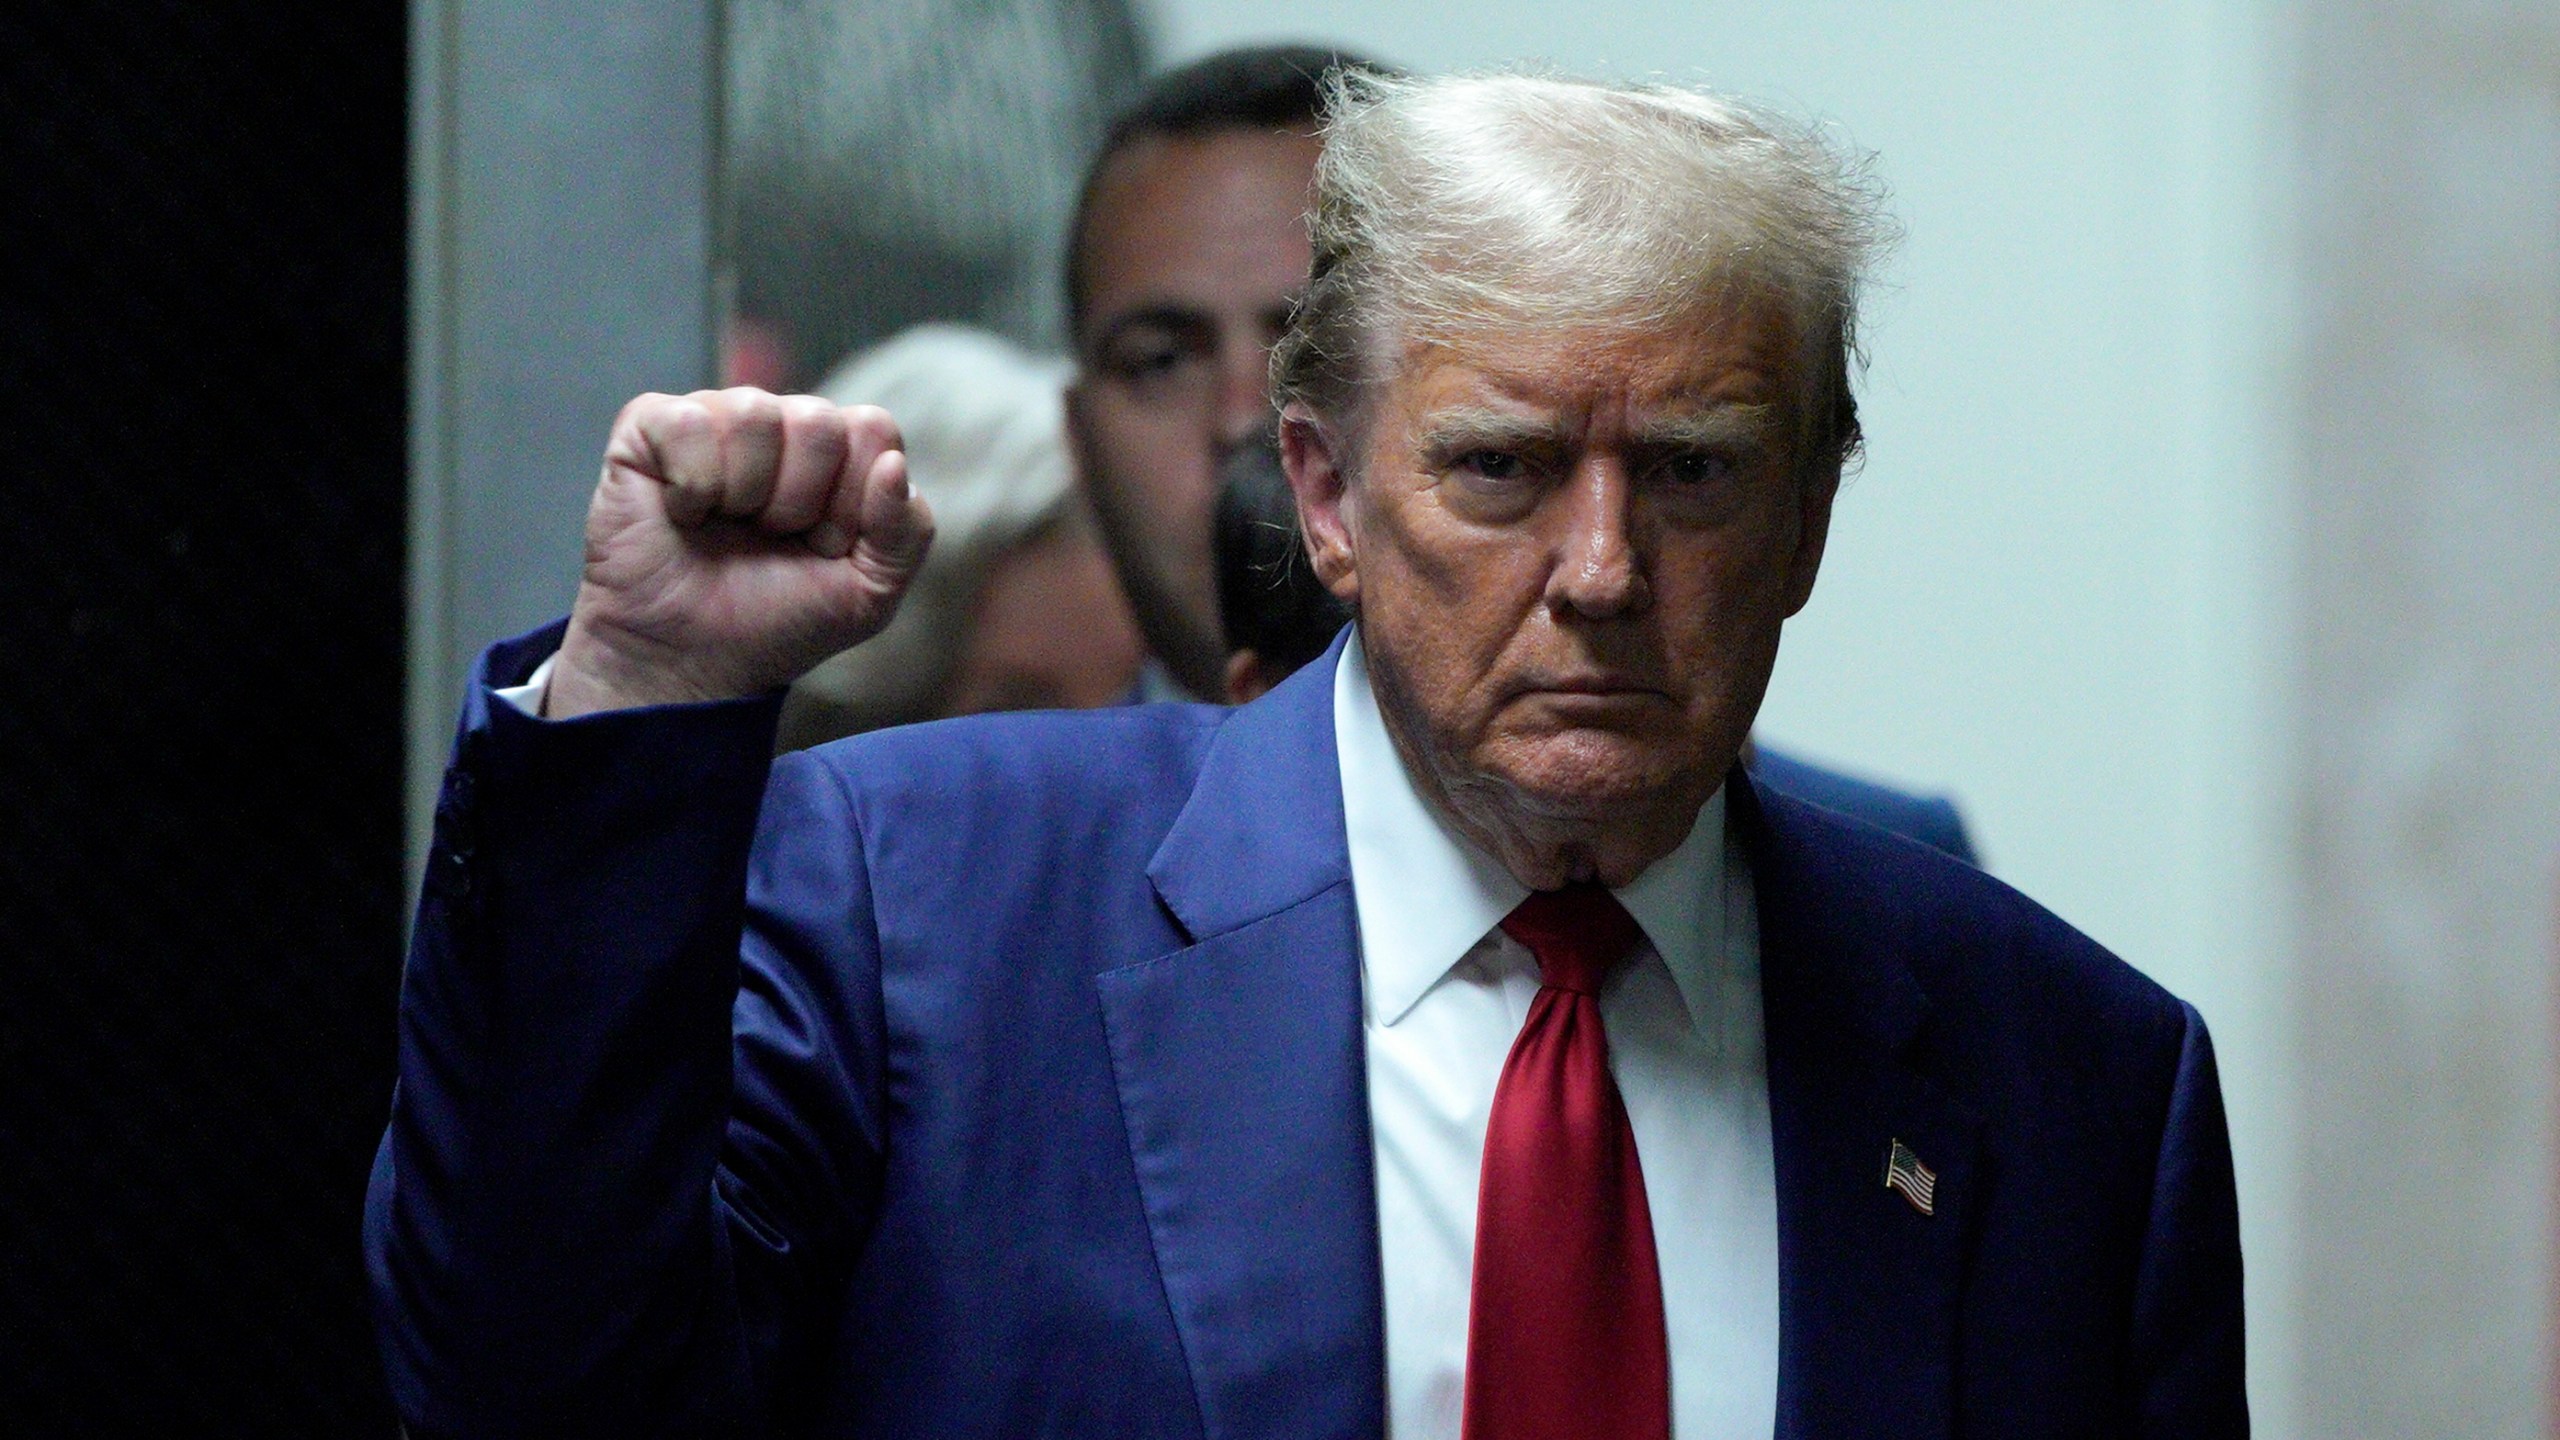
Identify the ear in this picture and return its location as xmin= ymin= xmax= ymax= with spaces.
xmin=1280 ymin=404 xmax=1360 ymax=606
xmin=1779 ymin=461 xmax=1839 ymax=618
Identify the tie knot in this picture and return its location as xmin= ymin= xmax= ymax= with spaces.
xmin=1499 ymin=881 xmax=1645 ymax=995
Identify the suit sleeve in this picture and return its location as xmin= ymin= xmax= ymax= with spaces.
xmin=2127 ymin=1001 xmax=2250 ymax=1437
xmin=363 ymin=633 xmax=889 ymax=1438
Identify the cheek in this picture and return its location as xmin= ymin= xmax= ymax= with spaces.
xmin=1083 ymin=403 xmax=1215 ymax=515
xmin=1655 ymin=550 xmax=1794 ymax=687
xmin=1350 ymin=482 xmax=1479 ymax=593
xmin=1358 ymin=532 xmax=1544 ymax=703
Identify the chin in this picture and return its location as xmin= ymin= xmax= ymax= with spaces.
xmin=1481 ymin=729 xmax=1699 ymax=821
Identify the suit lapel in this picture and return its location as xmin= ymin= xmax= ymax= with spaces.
xmin=1738 ymin=772 xmax=1983 ymax=1440
xmin=1095 ymin=641 xmax=1386 ymax=1440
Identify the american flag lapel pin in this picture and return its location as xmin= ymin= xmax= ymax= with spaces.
xmin=1884 ymin=1138 xmax=1937 ymax=1216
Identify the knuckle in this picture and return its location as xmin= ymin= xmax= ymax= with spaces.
xmin=840 ymin=403 xmax=905 ymax=454
xmin=780 ymin=395 xmax=849 ymax=452
xmin=700 ymin=393 xmax=783 ymax=499
xmin=639 ymin=397 xmax=719 ymax=482
xmin=616 ymin=390 xmax=674 ymax=425
xmin=652 ymin=394 xmax=716 ymax=437
xmin=688 ymin=387 xmax=761 ymax=434
xmin=728 ymin=394 xmax=787 ymax=460
xmin=678 ymin=386 xmax=734 ymax=420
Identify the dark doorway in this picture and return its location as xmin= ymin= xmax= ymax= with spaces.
xmin=2 ymin=7 xmax=409 ymax=1433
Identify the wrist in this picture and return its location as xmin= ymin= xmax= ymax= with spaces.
xmin=547 ymin=614 xmax=737 ymax=719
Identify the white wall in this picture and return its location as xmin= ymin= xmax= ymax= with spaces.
xmin=1145 ymin=2 xmax=2301 ymax=1431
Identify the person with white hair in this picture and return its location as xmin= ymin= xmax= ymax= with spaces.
xmin=778 ymin=323 xmax=1140 ymax=747
xmin=369 ymin=71 xmax=2245 ymax=1439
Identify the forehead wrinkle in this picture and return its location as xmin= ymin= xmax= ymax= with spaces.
xmin=1416 ymin=310 xmax=1791 ymax=385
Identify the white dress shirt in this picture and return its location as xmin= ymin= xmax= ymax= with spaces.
xmin=1335 ymin=632 xmax=1779 ymax=1440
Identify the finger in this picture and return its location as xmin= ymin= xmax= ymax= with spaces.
xmin=839 ymin=402 xmax=904 ymax=476
xmin=707 ymin=387 xmax=786 ymax=519
xmin=626 ymin=393 xmax=721 ymax=527
xmin=839 ymin=399 xmax=901 ymax=450
xmin=759 ymin=394 xmax=849 ymax=537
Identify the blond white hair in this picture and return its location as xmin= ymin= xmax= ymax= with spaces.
xmin=1272 ymin=70 xmax=1894 ymax=478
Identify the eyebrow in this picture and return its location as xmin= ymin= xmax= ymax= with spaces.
xmin=1411 ymin=407 xmax=1570 ymax=458
xmin=1628 ymin=404 xmax=1783 ymax=451
xmin=1088 ymin=305 xmax=1214 ymax=350
xmin=1088 ymin=290 xmax=1306 ymax=347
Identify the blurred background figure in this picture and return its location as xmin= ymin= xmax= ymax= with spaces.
xmin=721 ymin=0 xmax=1163 ymax=741
xmin=779 ymin=324 xmax=1142 ymax=748
xmin=1214 ymin=431 xmax=1352 ymax=704
xmin=1061 ymin=44 xmax=1359 ymax=703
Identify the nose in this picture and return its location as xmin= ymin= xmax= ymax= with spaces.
xmin=1547 ymin=459 xmax=1650 ymax=620
xmin=1213 ymin=336 xmax=1275 ymax=453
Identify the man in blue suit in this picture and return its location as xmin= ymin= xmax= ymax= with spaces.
xmin=368 ymin=70 xmax=2242 ymax=1438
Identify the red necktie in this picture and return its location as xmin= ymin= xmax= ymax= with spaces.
xmin=1461 ymin=881 xmax=1671 ymax=1440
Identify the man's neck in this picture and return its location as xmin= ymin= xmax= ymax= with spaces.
xmin=1134 ymin=657 xmax=1210 ymax=705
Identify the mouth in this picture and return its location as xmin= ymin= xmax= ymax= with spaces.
xmin=1511 ymin=674 xmax=1670 ymax=703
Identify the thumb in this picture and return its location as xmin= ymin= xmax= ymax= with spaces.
xmin=841 ymin=447 xmax=934 ymax=590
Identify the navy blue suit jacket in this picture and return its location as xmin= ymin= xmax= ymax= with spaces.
xmin=367 ymin=625 xmax=2244 ymax=1438
xmin=1748 ymin=746 xmax=1976 ymax=867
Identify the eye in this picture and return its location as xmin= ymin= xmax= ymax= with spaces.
xmin=1660 ymin=449 xmax=1741 ymax=487
xmin=1095 ymin=320 xmax=1212 ymax=394
xmin=1103 ymin=337 xmax=1188 ymax=384
xmin=1432 ymin=445 xmax=1550 ymax=522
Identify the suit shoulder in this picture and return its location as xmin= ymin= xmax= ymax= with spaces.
xmin=1908 ymin=839 xmax=2171 ymax=1027
xmin=768 ymin=702 xmax=1228 ymax=872
xmin=1749 ymin=744 xmax=1976 ymax=863
xmin=1754 ymin=785 xmax=2195 ymax=1095
xmin=796 ymin=702 xmax=1222 ymax=798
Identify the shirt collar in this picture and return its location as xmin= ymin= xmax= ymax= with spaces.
xmin=1133 ymin=657 xmax=1208 ymax=705
xmin=1333 ymin=629 xmax=1734 ymax=1031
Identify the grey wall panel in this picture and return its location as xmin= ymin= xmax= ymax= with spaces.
xmin=410 ymin=0 xmax=720 ymax=869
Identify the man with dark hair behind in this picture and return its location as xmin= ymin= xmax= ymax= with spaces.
xmin=1067 ymin=44 xmax=1977 ymax=862
xmin=1063 ymin=44 xmax=1365 ymax=703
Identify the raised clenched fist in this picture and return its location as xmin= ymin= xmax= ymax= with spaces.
xmin=547 ymin=388 xmax=934 ymax=719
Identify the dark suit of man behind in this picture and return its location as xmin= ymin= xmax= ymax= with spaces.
xmin=1751 ymin=746 xmax=1975 ymax=864
xmin=367 ymin=69 xmax=2243 ymax=1437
